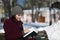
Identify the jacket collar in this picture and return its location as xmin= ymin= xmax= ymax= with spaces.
xmin=10 ymin=16 xmax=19 ymax=23
xmin=9 ymin=16 xmax=23 ymax=24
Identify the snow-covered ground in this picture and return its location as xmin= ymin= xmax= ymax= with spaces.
xmin=0 ymin=21 xmax=60 ymax=40
xmin=38 ymin=21 xmax=60 ymax=40
xmin=0 ymin=23 xmax=5 ymax=33
xmin=44 ymin=21 xmax=60 ymax=40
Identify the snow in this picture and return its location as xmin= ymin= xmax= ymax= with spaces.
xmin=0 ymin=29 xmax=5 ymax=33
xmin=41 ymin=21 xmax=60 ymax=40
xmin=48 ymin=21 xmax=60 ymax=40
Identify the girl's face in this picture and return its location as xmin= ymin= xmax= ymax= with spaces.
xmin=15 ymin=14 xmax=22 ymax=21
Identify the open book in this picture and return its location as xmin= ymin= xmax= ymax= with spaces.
xmin=23 ymin=30 xmax=37 ymax=38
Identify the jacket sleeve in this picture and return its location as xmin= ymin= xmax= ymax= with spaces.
xmin=21 ymin=21 xmax=24 ymax=35
xmin=3 ymin=19 xmax=9 ymax=33
xmin=3 ymin=19 xmax=12 ymax=36
xmin=20 ymin=21 xmax=23 ymax=31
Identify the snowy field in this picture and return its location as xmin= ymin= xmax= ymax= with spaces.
xmin=44 ymin=21 xmax=60 ymax=40
xmin=37 ymin=21 xmax=60 ymax=40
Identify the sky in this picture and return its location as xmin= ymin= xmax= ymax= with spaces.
xmin=17 ymin=0 xmax=25 ymax=7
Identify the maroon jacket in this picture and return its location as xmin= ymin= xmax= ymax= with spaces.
xmin=3 ymin=16 xmax=24 ymax=40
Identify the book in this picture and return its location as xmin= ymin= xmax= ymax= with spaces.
xmin=24 ymin=31 xmax=37 ymax=38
